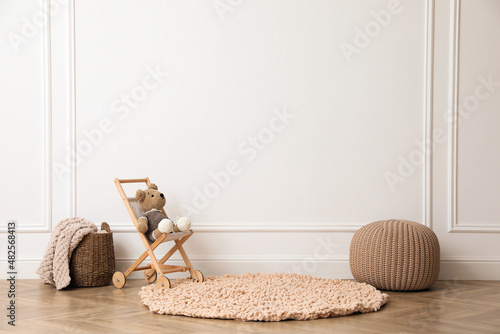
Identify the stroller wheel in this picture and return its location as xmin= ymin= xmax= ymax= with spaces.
xmin=113 ymin=271 xmax=126 ymax=288
xmin=193 ymin=270 xmax=204 ymax=283
xmin=144 ymin=269 xmax=157 ymax=283
xmin=157 ymin=276 xmax=171 ymax=289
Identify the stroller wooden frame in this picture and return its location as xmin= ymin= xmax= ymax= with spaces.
xmin=112 ymin=177 xmax=204 ymax=289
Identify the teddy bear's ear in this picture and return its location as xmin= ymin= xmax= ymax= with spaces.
xmin=136 ymin=189 xmax=146 ymax=202
xmin=148 ymin=184 xmax=158 ymax=190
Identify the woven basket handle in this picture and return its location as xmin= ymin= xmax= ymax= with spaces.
xmin=101 ymin=222 xmax=111 ymax=233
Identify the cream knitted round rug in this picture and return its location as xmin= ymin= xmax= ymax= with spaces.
xmin=139 ymin=273 xmax=389 ymax=321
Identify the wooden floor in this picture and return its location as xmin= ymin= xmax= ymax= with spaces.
xmin=3 ymin=279 xmax=500 ymax=333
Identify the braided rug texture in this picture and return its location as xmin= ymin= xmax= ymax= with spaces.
xmin=139 ymin=273 xmax=389 ymax=321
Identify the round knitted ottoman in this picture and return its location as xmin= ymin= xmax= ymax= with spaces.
xmin=349 ymin=219 xmax=440 ymax=291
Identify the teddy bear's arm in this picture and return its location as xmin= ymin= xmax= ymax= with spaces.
xmin=137 ymin=216 xmax=148 ymax=234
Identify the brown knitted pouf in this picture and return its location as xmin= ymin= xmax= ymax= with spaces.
xmin=349 ymin=219 xmax=440 ymax=291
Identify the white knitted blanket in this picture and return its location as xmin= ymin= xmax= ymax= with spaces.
xmin=37 ymin=217 xmax=97 ymax=290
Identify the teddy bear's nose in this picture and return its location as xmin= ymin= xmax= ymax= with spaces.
xmin=160 ymin=193 xmax=164 ymax=198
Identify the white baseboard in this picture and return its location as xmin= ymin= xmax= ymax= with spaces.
xmin=440 ymin=258 xmax=500 ymax=280
xmin=4 ymin=258 xmax=500 ymax=280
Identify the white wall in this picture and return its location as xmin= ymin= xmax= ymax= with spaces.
xmin=1 ymin=0 xmax=499 ymax=280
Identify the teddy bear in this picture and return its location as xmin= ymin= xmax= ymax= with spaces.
xmin=135 ymin=184 xmax=191 ymax=243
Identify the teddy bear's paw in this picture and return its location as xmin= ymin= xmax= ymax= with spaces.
xmin=152 ymin=229 xmax=162 ymax=241
xmin=159 ymin=218 xmax=174 ymax=234
xmin=176 ymin=216 xmax=191 ymax=232
xmin=137 ymin=217 xmax=148 ymax=234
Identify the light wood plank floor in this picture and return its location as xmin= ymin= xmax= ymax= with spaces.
xmin=2 ymin=280 xmax=499 ymax=333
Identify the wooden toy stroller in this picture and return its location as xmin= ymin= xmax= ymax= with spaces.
xmin=112 ymin=177 xmax=204 ymax=289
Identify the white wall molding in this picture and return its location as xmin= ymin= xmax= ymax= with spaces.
xmin=68 ymin=0 xmax=435 ymax=234
xmin=447 ymin=0 xmax=460 ymax=233
xmin=17 ymin=0 xmax=53 ymax=233
xmin=182 ymin=223 xmax=365 ymax=233
xmin=68 ymin=0 xmax=77 ymax=218
xmin=447 ymin=0 xmax=500 ymax=233
xmin=423 ymin=0 xmax=435 ymax=229
xmin=109 ymin=222 xmax=365 ymax=233
xmin=71 ymin=0 xmax=436 ymax=233
xmin=448 ymin=224 xmax=500 ymax=233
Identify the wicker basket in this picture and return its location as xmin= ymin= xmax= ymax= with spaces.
xmin=70 ymin=222 xmax=115 ymax=287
